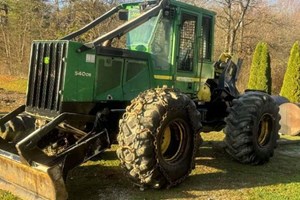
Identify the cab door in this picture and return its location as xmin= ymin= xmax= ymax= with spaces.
xmin=174 ymin=11 xmax=200 ymax=94
xmin=174 ymin=11 xmax=215 ymax=95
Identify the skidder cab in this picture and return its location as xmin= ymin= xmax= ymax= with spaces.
xmin=0 ymin=0 xmax=281 ymax=199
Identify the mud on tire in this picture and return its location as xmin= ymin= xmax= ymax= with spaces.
xmin=224 ymin=91 xmax=280 ymax=165
xmin=117 ymin=88 xmax=201 ymax=188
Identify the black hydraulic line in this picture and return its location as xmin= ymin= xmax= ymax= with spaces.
xmin=61 ymin=5 xmax=122 ymax=40
xmin=78 ymin=0 xmax=168 ymax=52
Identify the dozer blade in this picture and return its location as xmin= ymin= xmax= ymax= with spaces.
xmin=279 ymin=103 xmax=300 ymax=136
xmin=0 ymin=151 xmax=67 ymax=200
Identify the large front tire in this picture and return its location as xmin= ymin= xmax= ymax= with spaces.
xmin=224 ymin=91 xmax=280 ymax=165
xmin=117 ymin=88 xmax=201 ymax=188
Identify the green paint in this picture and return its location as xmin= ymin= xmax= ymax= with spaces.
xmin=62 ymin=42 xmax=96 ymax=102
xmin=28 ymin=0 xmax=216 ymax=105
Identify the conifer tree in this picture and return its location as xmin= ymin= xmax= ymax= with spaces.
xmin=280 ymin=41 xmax=300 ymax=103
xmin=247 ymin=42 xmax=272 ymax=94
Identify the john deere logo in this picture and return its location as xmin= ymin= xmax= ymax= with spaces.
xmin=44 ymin=57 xmax=50 ymax=64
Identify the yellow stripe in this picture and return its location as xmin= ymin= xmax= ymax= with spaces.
xmin=154 ymin=75 xmax=207 ymax=83
xmin=154 ymin=75 xmax=173 ymax=80
xmin=176 ymin=77 xmax=206 ymax=82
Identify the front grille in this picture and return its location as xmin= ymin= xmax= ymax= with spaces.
xmin=26 ymin=41 xmax=67 ymax=112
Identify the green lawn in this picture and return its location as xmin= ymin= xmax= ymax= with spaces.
xmin=0 ymin=133 xmax=299 ymax=200
xmin=0 ymin=191 xmax=20 ymax=200
xmin=65 ymin=132 xmax=300 ymax=200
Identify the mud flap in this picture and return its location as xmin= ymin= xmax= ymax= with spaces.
xmin=0 ymin=151 xmax=67 ymax=200
xmin=279 ymin=103 xmax=300 ymax=136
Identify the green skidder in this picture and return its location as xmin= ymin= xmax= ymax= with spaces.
xmin=248 ymin=42 xmax=272 ymax=94
xmin=280 ymin=41 xmax=300 ymax=103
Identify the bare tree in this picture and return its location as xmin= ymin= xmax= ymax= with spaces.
xmin=178 ymin=0 xmax=212 ymax=7
xmin=0 ymin=0 xmax=52 ymax=75
xmin=215 ymin=0 xmax=256 ymax=55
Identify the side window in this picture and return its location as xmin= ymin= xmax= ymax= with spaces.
xmin=178 ymin=14 xmax=197 ymax=72
xmin=201 ymin=15 xmax=213 ymax=61
xmin=96 ymin=57 xmax=123 ymax=94
xmin=125 ymin=60 xmax=147 ymax=81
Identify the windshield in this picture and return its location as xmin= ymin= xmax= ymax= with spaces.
xmin=150 ymin=16 xmax=173 ymax=70
xmin=126 ymin=8 xmax=159 ymax=51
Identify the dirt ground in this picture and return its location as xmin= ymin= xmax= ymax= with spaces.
xmin=0 ymin=89 xmax=25 ymax=113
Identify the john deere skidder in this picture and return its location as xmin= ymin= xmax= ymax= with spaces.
xmin=0 ymin=0 xmax=280 ymax=199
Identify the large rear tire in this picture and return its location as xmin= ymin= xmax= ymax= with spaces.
xmin=117 ymin=88 xmax=201 ymax=188
xmin=224 ymin=91 xmax=280 ymax=165
xmin=271 ymin=95 xmax=289 ymax=106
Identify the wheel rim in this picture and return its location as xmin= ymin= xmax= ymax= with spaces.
xmin=161 ymin=126 xmax=171 ymax=155
xmin=160 ymin=119 xmax=187 ymax=163
xmin=257 ymin=114 xmax=273 ymax=147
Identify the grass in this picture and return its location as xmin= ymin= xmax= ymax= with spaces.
xmin=0 ymin=191 xmax=20 ymax=200
xmin=65 ymin=132 xmax=300 ymax=200
xmin=0 ymin=133 xmax=300 ymax=200
xmin=0 ymin=75 xmax=27 ymax=93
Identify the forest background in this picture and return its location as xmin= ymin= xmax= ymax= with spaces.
xmin=0 ymin=0 xmax=299 ymax=94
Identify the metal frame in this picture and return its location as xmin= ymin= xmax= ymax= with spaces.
xmin=15 ymin=113 xmax=95 ymax=165
xmin=0 ymin=105 xmax=25 ymax=125
xmin=61 ymin=6 xmax=122 ymax=40
xmin=0 ymin=106 xmax=110 ymax=168
xmin=60 ymin=0 xmax=169 ymax=52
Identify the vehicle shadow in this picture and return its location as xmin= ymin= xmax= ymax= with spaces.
xmin=66 ymin=140 xmax=300 ymax=200
xmin=185 ymin=140 xmax=300 ymax=191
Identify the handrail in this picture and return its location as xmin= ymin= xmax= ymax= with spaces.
xmin=61 ymin=5 xmax=122 ymax=40
xmin=78 ymin=0 xmax=168 ymax=52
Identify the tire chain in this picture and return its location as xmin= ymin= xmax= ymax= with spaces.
xmin=118 ymin=88 xmax=201 ymax=189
